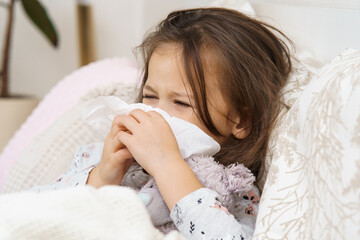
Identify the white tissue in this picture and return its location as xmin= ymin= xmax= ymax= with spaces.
xmin=82 ymin=96 xmax=220 ymax=158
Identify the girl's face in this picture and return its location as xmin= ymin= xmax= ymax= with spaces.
xmin=142 ymin=43 xmax=241 ymax=145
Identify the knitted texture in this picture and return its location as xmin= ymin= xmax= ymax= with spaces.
xmin=0 ymin=57 xmax=139 ymax=190
xmin=0 ymin=185 xmax=183 ymax=240
xmin=2 ymin=82 xmax=138 ymax=194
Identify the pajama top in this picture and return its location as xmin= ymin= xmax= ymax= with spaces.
xmin=31 ymin=142 xmax=260 ymax=240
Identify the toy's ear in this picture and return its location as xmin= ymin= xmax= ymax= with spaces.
xmin=231 ymin=115 xmax=251 ymax=139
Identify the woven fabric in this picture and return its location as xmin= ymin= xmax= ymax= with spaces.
xmin=0 ymin=185 xmax=183 ymax=240
xmin=2 ymin=82 xmax=137 ymax=194
xmin=0 ymin=57 xmax=139 ymax=190
xmin=254 ymin=49 xmax=360 ymax=239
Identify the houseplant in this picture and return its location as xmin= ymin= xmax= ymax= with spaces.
xmin=0 ymin=0 xmax=58 ymax=150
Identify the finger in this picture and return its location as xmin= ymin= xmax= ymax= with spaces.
xmin=107 ymin=126 xmax=130 ymax=152
xmin=109 ymin=115 xmax=128 ymax=139
xmin=108 ymin=130 xmax=127 ymax=151
xmin=129 ymin=109 xmax=151 ymax=123
xmin=147 ymin=110 xmax=163 ymax=118
xmin=116 ymin=130 xmax=133 ymax=147
xmin=116 ymin=115 xmax=140 ymax=135
xmin=114 ymin=147 xmax=133 ymax=163
xmin=147 ymin=110 xmax=167 ymax=123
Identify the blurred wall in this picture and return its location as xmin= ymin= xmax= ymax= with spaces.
xmin=251 ymin=0 xmax=360 ymax=64
xmin=0 ymin=0 xmax=212 ymax=98
xmin=1 ymin=0 xmax=359 ymax=98
xmin=0 ymin=0 xmax=77 ymax=98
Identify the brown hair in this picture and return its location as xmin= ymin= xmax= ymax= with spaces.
xmin=135 ymin=8 xmax=292 ymax=181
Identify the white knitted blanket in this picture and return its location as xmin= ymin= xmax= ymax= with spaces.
xmin=0 ymin=186 xmax=183 ymax=240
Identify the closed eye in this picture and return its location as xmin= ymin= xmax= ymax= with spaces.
xmin=142 ymin=95 xmax=157 ymax=99
xmin=175 ymin=100 xmax=191 ymax=107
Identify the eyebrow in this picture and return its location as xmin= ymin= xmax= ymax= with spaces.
xmin=144 ymin=84 xmax=193 ymax=99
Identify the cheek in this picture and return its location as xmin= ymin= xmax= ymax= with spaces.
xmin=169 ymin=108 xmax=199 ymax=127
xmin=173 ymin=109 xmax=227 ymax=144
xmin=181 ymin=112 xmax=215 ymax=138
xmin=171 ymin=109 xmax=197 ymax=123
xmin=142 ymin=98 xmax=155 ymax=106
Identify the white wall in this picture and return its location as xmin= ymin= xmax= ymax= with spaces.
xmin=1 ymin=0 xmax=359 ymax=98
xmin=92 ymin=0 xmax=212 ymax=63
xmin=0 ymin=0 xmax=78 ymax=98
xmin=250 ymin=0 xmax=360 ymax=64
xmin=0 ymin=0 xmax=213 ymax=98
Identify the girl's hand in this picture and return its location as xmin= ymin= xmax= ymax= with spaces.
xmin=87 ymin=116 xmax=134 ymax=188
xmin=117 ymin=109 xmax=181 ymax=176
xmin=117 ymin=109 xmax=203 ymax=210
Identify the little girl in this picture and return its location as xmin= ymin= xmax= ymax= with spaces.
xmin=32 ymin=7 xmax=292 ymax=239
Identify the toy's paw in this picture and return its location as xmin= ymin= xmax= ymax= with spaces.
xmin=138 ymin=192 xmax=151 ymax=206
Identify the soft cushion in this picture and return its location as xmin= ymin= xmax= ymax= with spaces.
xmin=257 ymin=51 xmax=321 ymax=189
xmin=0 ymin=185 xmax=183 ymax=240
xmin=0 ymin=58 xmax=139 ymax=190
xmin=1 ymin=81 xmax=138 ymax=194
xmin=254 ymin=49 xmax=360 ymax=239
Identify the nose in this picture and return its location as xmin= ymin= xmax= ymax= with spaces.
xmin=153 ymin=100 xmax=173 ymax=116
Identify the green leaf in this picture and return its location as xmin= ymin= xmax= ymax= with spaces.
xmin=21 ymin=0 xmax=58 ymax=47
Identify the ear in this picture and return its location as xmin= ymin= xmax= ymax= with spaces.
xmin=231 ymin=115 xmax=251 ymax=139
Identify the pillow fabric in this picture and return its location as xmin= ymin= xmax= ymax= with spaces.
xmin=0 ymin=57 xmax=139 ymax=190
xmin=254 ymin=49 xmax=360 ymax=239
xmin=280 ymin=51 xmax=322 ymax=107
xmin=257 ymin=51 xmax=322 ymax=190
xmin=1 ymin=82 xmax=138 ymax=194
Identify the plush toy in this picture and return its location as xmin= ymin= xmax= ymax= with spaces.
xmin=125 ymin=154 xmax=256 ymax=233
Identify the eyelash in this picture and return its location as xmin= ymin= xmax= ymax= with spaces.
xmin=174 ymin=100 xmax=191 ymax=107
xmin=142 ymin=95 xmax=156 ymax=99
xmin=142 ymin=95 xmax=191 ymax=108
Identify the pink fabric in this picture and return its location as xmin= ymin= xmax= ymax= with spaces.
xmin=0 ymin=57 xmax=140 ymax=190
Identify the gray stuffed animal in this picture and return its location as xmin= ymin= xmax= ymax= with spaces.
xmin=124 ymin=154 xmax=256 ymax=233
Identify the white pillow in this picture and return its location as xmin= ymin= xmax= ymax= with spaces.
xmin=0 ymin=57 xmax=139 ymax=190
xmin=254 ymin=48 xmax=360 ymax=239
xmin=254 ymin=51 xmax=322 ymax=190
